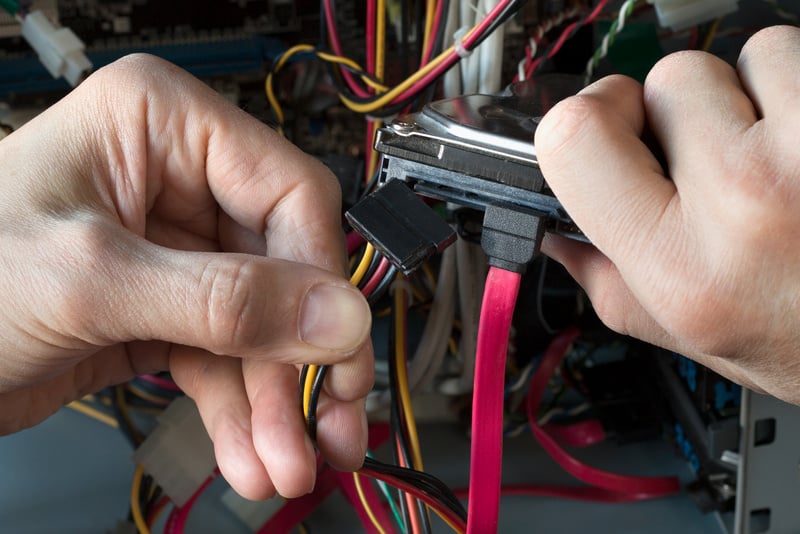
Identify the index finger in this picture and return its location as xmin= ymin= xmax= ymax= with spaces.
xmin=88 ymin=54 xmax=347 ymax=276
xmin=535 ymin=74 xmax=677 ymax=259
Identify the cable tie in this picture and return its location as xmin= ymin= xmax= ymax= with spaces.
xmin=453 ymin=27 xmax=472 ymax=58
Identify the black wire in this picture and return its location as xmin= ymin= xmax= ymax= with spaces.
xmin=468 ymin=0 xmax=528 ymax=51
xmin=111 ymin=384 xmax=142 ymax=448
xmin=367 ymin=265 xmax=398 ymax=306
xmin=306 ymin=365 xmax=329 ymax=442
xmin=361 ymin=457 xmax=468 ymax=522
xmin=358 ymin=248 xmax=385 ymax=290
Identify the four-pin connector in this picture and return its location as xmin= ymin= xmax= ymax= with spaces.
xmin=21 ymin=10 xmax=92 ymax=87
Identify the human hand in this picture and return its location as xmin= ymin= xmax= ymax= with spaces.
xmin=0 ymin=54 xmax=373 ymax=499
xmin=536 ymin=26 xmax=800 ymax=404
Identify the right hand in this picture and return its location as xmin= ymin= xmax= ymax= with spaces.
xmin=536 ymin=26 xmax=800 ymax=404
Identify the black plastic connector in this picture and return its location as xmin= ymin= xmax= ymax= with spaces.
xmin=480 ymin=203 xmax=546 ymax=273
xmin=345 ymin=179 xmax=456 ymax=275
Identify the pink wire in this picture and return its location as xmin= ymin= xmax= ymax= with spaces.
xmin=138 ymin=373 xmax=182 ymax=392
xmin=466 ymin=266 xmax=522 ymax=534
xmin=323 ymin=0 xmax=371 ymax=98
xmin=526 ymin=329 xmax=680 ymax=496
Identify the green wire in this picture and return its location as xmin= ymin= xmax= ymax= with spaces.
xmin=0 ymin=0 xmax=19 ymax=16
xmin=366 ymin=450 xmax=407 ymax=533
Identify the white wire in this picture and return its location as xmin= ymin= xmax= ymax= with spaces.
xmin=585 ymin=0 xmax=636 ymax=80
xmin=478 ymin=0 xmax=505 ymax=94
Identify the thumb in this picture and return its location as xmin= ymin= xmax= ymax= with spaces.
xmin=70 ymin=231 xmax=372 ymax=363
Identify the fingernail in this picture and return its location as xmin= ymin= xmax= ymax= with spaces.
xmin=300 ymin=284 xmax=370 ymax=351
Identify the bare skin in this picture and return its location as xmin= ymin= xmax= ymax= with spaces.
xmin=0 ymin=54 xmax=374 ymax=500
xmin=538 ymin=26 xmax=800 ymax=405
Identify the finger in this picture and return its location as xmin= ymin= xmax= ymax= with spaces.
xmin=535 ymin=75 xmax=676 ymax=260
xmin=315 ymin=395 xmax=368 ymax=471
xmin=89 ymin=54 xmax=347 ymax=276
xmin=57 ymin=226 xmax=371 ymax=364
xmin=541 ymin=234 xmax=676 ymax=349
xmin=542 ymin=235 xmax=761 ymax=390
xmin=169 ymin=346 xmax=274 ymax=500
xmin=243 ymin=359 xmax=316 ymax=498
xmin=737 ymin=26 xmax=800 ymax=121
xmin=324 ymin=342 xmax=375 ymax=402
xmin=217 ymin=211 xmax=267 ymax=256
xmin=643 ymin=51 xmax=758 ymax=194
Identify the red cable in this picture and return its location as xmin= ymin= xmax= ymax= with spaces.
xmin=361 ymin=257 xmax=391 ymax=298
xmin=366 ymin=0 xmax=376 ymax=75
xmin=525 ymin=0 xmax=609 ymax=78
xmin=359 ymin=465 xmax=468 ymax=533
xmin=543 ymin=419 xmax=606 ymax=449
xmin=336 ymin=470 xmax=398 ymax=534
xmin=256 ymin=466 xmax=340 ymax=534
xmin=466 ymin=266 xmax=522 ymax=534
xmin=163 ymin=471 xmax=218 ymax=534
xmin=527 ymin=328 xmax=680 ymax=496
xmin=455 ymin=483 xmax=670 ymax=503
xmin=138 ymin=373 xmax=181 ymax=392
xmin=390 ymin=0 xmax=513 ymax=106
xmin=421 ymin=0 xmax=447 ymax=65
xmin=323 ymin=0 xmax=371 ymax=98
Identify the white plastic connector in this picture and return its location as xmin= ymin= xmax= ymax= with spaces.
xmin=647 ymin=0 xmax=739 ymax=31
xmin=21 ymin=10 xmax=92 ymax=86
xmin=133 ymin=397 xmax=216 ymax=507
xmin=221 ymin=487 xmax=284 ymax=530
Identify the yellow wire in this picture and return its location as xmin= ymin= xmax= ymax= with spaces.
xmin=131 ymin=466 xmax=151 ymax=534
xmin=393 ymin=280 xmax=424 ymax=471
xmin=316 ymin=51 xmax=388 ymax=92
xmin=376 ymin=0 xmax=387 ymax=82
xmin=353 ymin=472 xmax=388 ymax=534
xmin=67 ymin=401 xmax=119 ymax=429
xmin=702 ymin=17 xmax=722 ymax=52
xmin=303 ymin=364 xmax=319 ymax=418
xmin=303 ymin=242 xmax=376 ymax=423
xmin=421 ymin=0 xmax=436 ymax=61
xmin=350 ymin=242 xmax=375 ymax=286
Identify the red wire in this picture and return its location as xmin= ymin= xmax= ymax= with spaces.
xmin=359 ymin=466 xmax=467 ymax=533
xmin=421 ymin=0 xmax=447 ymax=65
xmin=138 ymin=373 xmax=182 ymax=392
xmin=256 ymin=466 xmax=340 ymax=534
xmin=335 ymin=470 xmax=398 ymax=534
xmin=163 ymin=471 xmax=218 ymax=534
xmin=527 ymin=328 xmax=680 ymax=497
xmin=466 ymin=266 xmax=522 ymax=534
xmin=361 ymin=257 xmax=391 ymax=298
xmin=366 ymin=0 xmax=376 ymax=75
xmin=525 ymin=0 xmax=609 ymax=78
xmin=323 ymin=0 xmax=371 ymax=98
xmin=390 ymin=0 xmax=513 ymax=106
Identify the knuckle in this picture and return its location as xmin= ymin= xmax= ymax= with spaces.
xmin=740 ymin=25 xmax=800 ymax=63
xmin=536 ymin=94 xmax=602 ymax=162
xmin=199 ymin=257 xmax=266 ymax=354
